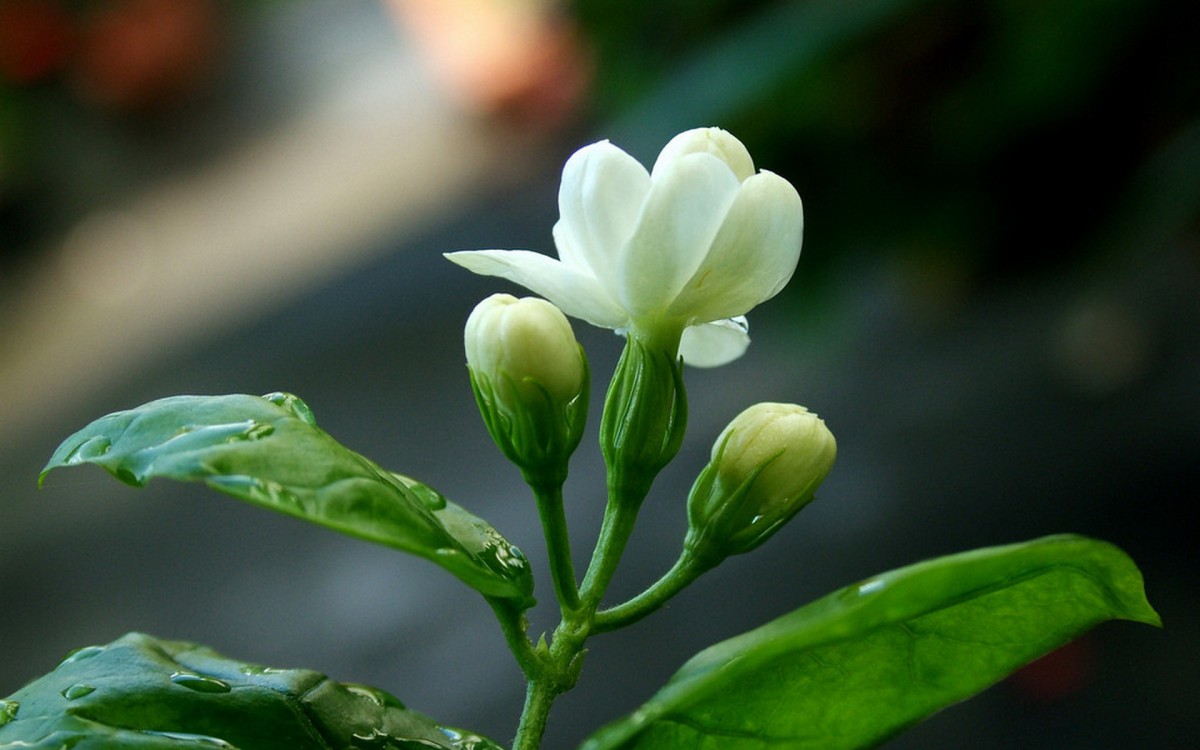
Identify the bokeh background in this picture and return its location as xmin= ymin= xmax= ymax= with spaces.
xmin=2 ymin=0 xmax=1196 ymax=747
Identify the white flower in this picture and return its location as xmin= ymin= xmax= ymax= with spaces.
xmin=446 ymin=127 xmax=804 ymax=367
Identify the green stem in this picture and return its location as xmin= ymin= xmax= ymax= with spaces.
xmin=512 ymin=678 xmax=560 ymax=750
xmin=578 ymin=489 xmax=645 ymax=611
xmin=486 ymin=598 xmax=539 ymax=680
xmin=591 ymin=552 xmax=707 ymax=634
xmin=531 ymin=481 xmax=580 ymax=612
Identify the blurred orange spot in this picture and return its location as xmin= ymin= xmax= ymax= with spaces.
xmin=385 ymin=0 xmax=591 ymax=129
xmin=72 ymin=0 xmax=221 ymax=112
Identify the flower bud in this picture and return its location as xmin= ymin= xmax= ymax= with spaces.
xmin=685 ymin=402 xmax=835 ymax=566
xmin=599 ymin=336 xmax=687 ymax=506
xmin=465 ymin=294 xmax=588 ymax=484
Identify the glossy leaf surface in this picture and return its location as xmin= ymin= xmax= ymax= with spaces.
xmin=583 ymin=535 xmax=1159 ymax=750
xmin=40 ymin=393 xmax=533 ymax=605
xmin=0 ymin=632 xmax=502 ymax=749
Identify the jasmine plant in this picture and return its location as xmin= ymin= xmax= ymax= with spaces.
xmin=4 ymin=128 xmax=1158 ymax=750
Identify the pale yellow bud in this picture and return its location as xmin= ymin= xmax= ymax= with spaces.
xmin=687 ymin=402 xmax=836 ymax=563
xmin=465 ymin=293 xmax=584 ymax=410
xmin=465 ymin=294 xmax=588 ymax=483
xmin=716 ymin=403 xmax=835 ymax=517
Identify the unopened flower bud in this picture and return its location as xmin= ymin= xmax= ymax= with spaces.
xmin=685 ymin=402 xmax=835 ymax=566
xmin=465 ymin=294 xmax=588 ymax=484
xmin=599 ymin=337 xmax=687 ymax=506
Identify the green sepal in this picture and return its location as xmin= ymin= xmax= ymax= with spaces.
xmin=582 ymin=535 xmax=1160 ymax=750
xmin=683 ymin=433 xmax=779 ymax=568
xmin=39 ymin=393 xmax=534 ymax=607
xmin=0 ymin=632 xmax=503 ymax=749
xmin=599 ymin=337 xmax=687 ymax=503
xmin=469 ymin=344 xmax=589 ymax=487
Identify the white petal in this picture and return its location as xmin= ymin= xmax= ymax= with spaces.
xmin=445 ymin=250 xmax=626 ymax=329
xmin=619 ymin=152 xmax=741 ymax=317
xmin=668 ymin=170 xmax=803 ymax=323
xmin=651 ymin=127 xmax=755 ymax=182
xmin=679 ymin=317 xmax=751 ymax=367
xmin=556 ymin=140 xmax=650 ymax=288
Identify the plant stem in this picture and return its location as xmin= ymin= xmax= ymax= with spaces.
xmin=531 ymin=481 xmax=580 ymax=612
xmin=508 ymin=483 xmax=648 ymax=748
xmin=578 ymin=490 xmax=644 ymax=611
xmin=591 ymin=552 xmax=706 ymax=634
xmin=486 ymin=598 xmax=539 ymax=680
xmin=512 ymin=677 xmax=560 ymax=750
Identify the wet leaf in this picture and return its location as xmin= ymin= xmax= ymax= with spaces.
xmin=0 ymin=632 xmax=503 ymax=749
xmin=40 ymin=393 xmax=533 ymax=606
xmin=582 ymin=535 xmax=1159 ymax=750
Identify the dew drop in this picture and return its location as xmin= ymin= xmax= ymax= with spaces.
xmin=344 ymin=683 xmax=405 ymax=710
xmin=60 ymin=645 xmax=105 ymax=665
xmin=443 ymin=729 xmax=502 ymax=750
xmin=0 ymin=700 xmax=18 ymax=727
xmin=63 ymin=436 xmax=112 ymax=465
xmin=170 ymin=673 xmax=231 ymax=693
xmin=391 ymin=473 xmax=446 ymax=510
xmin=60 ymin=683 xmax=96 ymax=700
xmin=263 ymin=392 xmax=317 ymax=425
xmin=238 ymin=664 xmax=287 ymax=676
xmin=857 ymin=579 xmax=885 ymax=596
xmin=141 ymin=730 xmax=236 ymax=747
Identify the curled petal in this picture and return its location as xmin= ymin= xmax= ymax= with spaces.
xmin=445 ymin=250 xmax=626 ymax=329
xmin=679 ymin=316 xmax=751 ymax=367
xmin=652 ymin=127 xmax=755 ymax=183
xmin=668 ymin=170 xmax=803 ymax=323
xmin=556 ymin=140 xmax=650 ymax=286
xmin=620 ymin=152 xmax=741 ymax=318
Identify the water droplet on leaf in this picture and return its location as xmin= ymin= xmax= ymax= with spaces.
xmin=170 ymin=672 xmax=231 ymax=693
xmin=60 ymin=645 xmax=105 ymax=665
xmin=141 ymin=730 xmax=236 ymax=747
xmin=263 ymin=392 xmax=317 ymax=425
xmin=238 ymin=664 xmax=287 ymax=676
xmin=344 ymin=683 xmax=405 ymax=710
xmin=63 ymin=436 xmax=112 ymax=465
xmin=60 ymin=683 xmax=96 ymax=700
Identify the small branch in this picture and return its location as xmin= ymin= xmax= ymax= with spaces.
xmin=578 ymin=496 xmax=642 ymax=612
xmin=591 ymin=553 xmax=706 ymax=634
xmin=531 ymin=481 xmax=580 ymax=612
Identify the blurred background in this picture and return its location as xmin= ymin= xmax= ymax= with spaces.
xmin=1 ymin=0 xmax=1196 ymax=747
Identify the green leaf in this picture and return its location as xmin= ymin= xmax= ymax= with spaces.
xmin=0 ymin=632 xmax=503 ymax=749
xmin=582 ymin=535 xmax=1159 ymax=750
xmin=39 ymin=393 xmax=534 ymax=606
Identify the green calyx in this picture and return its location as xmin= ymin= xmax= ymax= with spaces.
xmin=599 ymin=336 xmax=688 ymax=506
xmin=469 ymin=351 xmax=590 ymax=487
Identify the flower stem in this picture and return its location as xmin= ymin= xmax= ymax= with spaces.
xmin=591 ymin=552 xmax=707 ymax=634
xmin=578 ymin=487 xmax=645 ymax=611
xmin=531 ymin=481 xmax=580 ymax=612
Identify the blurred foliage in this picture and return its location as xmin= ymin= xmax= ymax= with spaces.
xmin=570 ymin=0 xmax=1200 ymax=295
xmin=0 ymin=0 xmax=271 ymax=269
